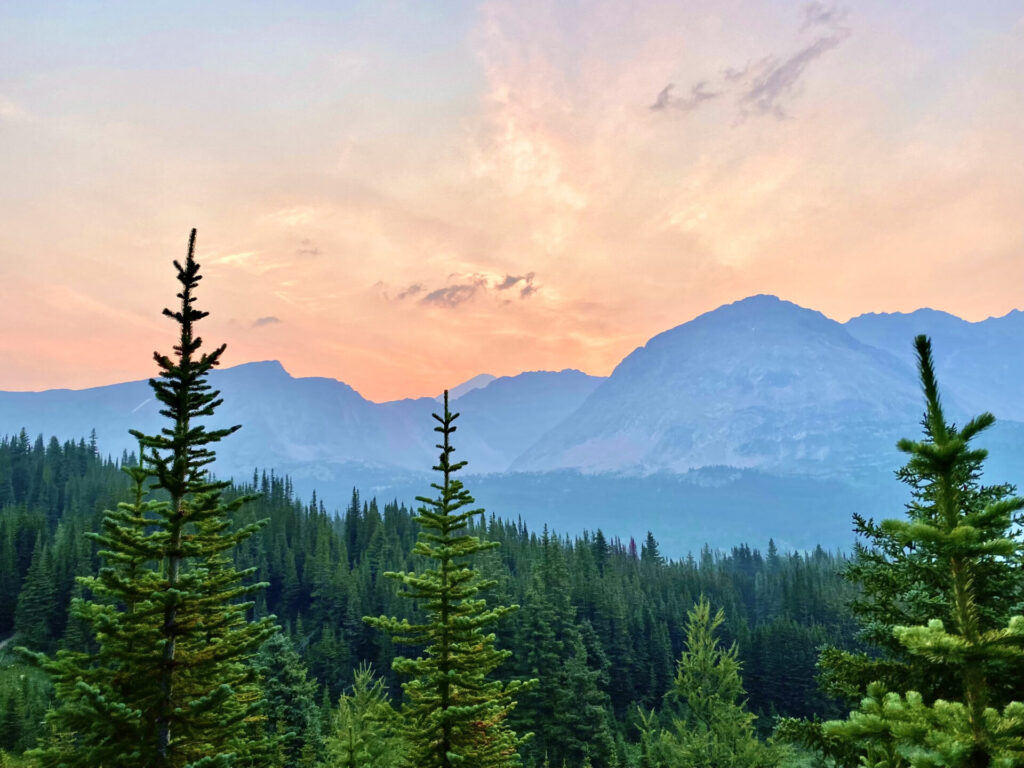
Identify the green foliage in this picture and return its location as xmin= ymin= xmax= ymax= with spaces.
xmin=365 ymin=393 xmax=531 ymax=768
xmin=824 ymin=682 xmax=1024 ymax=768
xmin=822 ymin=336 xmax=1024 ymax=768
xmin=511 ymin=530 xmax=617 ymax=768
xmin=13 ymin=537 xmax=56 ymax=652
xmin=21 ymin=230 xmax=276 ymax=768
xmin=819 ymin=351 xmax=1024 ymax=709
xmin=639 ymin=598 xmax=779 ymax=768
xmin=254 ymin=632 xmax=322 ymax=766
xmin=0 ymin=659 xmax=50 ymax=757
xmin=324 ymin=664 xmax=404 ymax=768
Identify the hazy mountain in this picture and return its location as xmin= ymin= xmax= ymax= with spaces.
xmin=0 ymin=363 xmax=603 ymax=479
xmin=511 ymin=296 xmax=927 ymax=477
xmin=3 ymin=294 xmax=1024 ymax=552
xmin=442 ymin=373 xmax=497 ymax=401
xmin=844 ymin=308 xmax=1024 ymax=421
xmin=453 ymin=370 xmax=604 ymax=466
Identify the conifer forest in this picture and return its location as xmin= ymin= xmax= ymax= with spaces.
xmin=1 ymin=232 xmax=1022 ymax=768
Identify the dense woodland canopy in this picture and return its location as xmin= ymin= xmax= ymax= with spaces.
xmin=1 ymin=234 xmax=1022 ymax=767
xmin=0 ymin=428 xmax=858 ymax=764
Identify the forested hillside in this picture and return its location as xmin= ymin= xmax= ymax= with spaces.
xmin=0 ymin=428 xmax=857 ymax=762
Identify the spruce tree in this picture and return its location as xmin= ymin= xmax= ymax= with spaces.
xmin=640 ymin=598 xmax=777 ymax=768
xmin=365 ymin=392 xmax=530 ymax=768
xmin=23 ymin=229 xmax=276 ymax=767
xmin=823 ymin=336 xmax=1024 ymax=768
xmin=512 ymin=530 xmax=615 ymax=768
xmin=253 ymin=632 xmax=321 ymax=767
xmin=13 ymin=535 xmax=56 ymax=650
xmin=325 ymin=664 xmax=404 ymax=768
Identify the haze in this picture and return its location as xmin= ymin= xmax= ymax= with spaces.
xmin=1 ymin=1 xmax=1022 ymax=401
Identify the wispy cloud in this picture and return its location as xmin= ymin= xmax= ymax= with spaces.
xmin=391 ymin=272 xmax=540 ymax=308
xmin=495 ymin=272 xmax=536 ymax=292
xmin=737 ymin=30 xmax=849 ymax=119
xmin=252 ymin=316 xmax=281 ymax=327
xmin=421 ymin=279 xmax=487 ymax=308
xmin=649 ymin=82 xmax=720 ymax=113
xmin=0 ymin=97 xmax=30 ymax=123
xmin=397 ymin=283 xmax=424 ymax=300
xmin=652 ymin=3 xmax=850 ymax=122
xmin=801 ymin=1 xmax=848 ymax=31
xmin=296 ymin=238 xmax=320 ymax=257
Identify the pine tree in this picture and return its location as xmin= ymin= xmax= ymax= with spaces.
xmin=365 ymin=392 xmax=531 ymax=768
xmin=22 ymin=229 xmax=276 ymax=768
xmin=325 ymin=664 xmax=404 ymax=768
xmin=13 ymin=535 xmax=56 ymax=650
xmin=823 ymin=336 xmax=1024 ymax=768
xmin=253 ymin=632 xmax=321 ymax=767
xmin=512 ymin=530 xmax=615 ymax=768
xmin=641 ymin=598 xmax=777 ymax=768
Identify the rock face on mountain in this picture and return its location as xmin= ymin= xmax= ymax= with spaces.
xmin=511 ymin=296 xmax=926 ymax=477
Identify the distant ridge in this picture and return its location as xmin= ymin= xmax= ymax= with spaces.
xmin=2 ymin=294 xmax=1023 ymax=551
xmin=440 ymin=373 xmax=497 ymax=401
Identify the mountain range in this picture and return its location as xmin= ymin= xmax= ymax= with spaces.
xmin=4 ymin=294 xmax=1022 ymax=554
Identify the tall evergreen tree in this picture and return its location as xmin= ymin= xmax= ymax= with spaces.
xmin=324 ymin=664 xmax=404 ymax=768
xmin=823 ymin=336 xmax=1024 ymax=768
xmin=640 ymin=598 xmax=777 ymax=768
xmin=253 ymin=632 xmax=321 ymax=767
xmin=365 ymin=392 xmax=530 ymax=768
xmin=13 ymin=535 xmax=56 ymax=650
xmin=22 ymin=229 xmax=276 ymax=768
xmin=512 ymin=530 xmax=616 ymax=768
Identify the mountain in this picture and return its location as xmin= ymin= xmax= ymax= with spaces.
xmin=0 ymin=364 xmax=603 ymax=479
xmin=3 ymin=294 xmax=1023 ymax=552
xmin=512 ymin=296 xmax=927 ymax=477
xmin=453 ymin=370 xmax=603 ymax=466
xmin=844 ymin=308 xmax=1024 ymax=422
xmin=442 ymin=373 xmax=497 ymax=401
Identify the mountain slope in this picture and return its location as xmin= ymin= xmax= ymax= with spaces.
xmin=511 ymin=295 xmax=926 ymax=477
xmin=844 ymin=308 xmax=1024 ymax=421
xmin=0 ymin=363 xmax=603 ymax=478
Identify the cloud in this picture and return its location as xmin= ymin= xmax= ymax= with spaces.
xmin=652 ymin=5 xmax=850 ymax=122
xmin=421 ymin=279 xmax=487 ymax=308
xmin=397 ymin=283 xmax=424 ymax=300
xmin=270 ymin=206 xmax=318 ymax=226
xmin=252 ymin=316 xmax=281 ymax=327
xmin=296 ymin=238 xmax=320 ymax=257
xmin=738 ymin=30 xmax=850 ymax=119
xmin=801 ymin=1 xmax=847 ymax=31
xmin=649 ymin=82 xmax=720 ymax=113
xmin=393 ymin=272 xmax=540 ymax=308
xmin=0 ymin=97 xmax=30 ymax=123
xmin=496 ymin=272 xmax=536 ymax=291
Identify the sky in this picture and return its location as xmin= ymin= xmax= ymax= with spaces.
xmin=2 ymin=1 xmax=1023 ymax=401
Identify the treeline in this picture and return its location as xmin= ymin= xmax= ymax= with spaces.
xmin=0 ymin=427 xmax=857 ymax=760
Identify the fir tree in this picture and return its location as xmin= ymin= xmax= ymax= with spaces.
xmin=22 ymin=229 xmax=276 ymax=768
xmin=512 ymin=530 xmax=616 ymax=768
xmin=253 ymin=632 xmax=321 ymax=767
xmin=325 ymin=664 xmax=404 ymax=768
xmin=365 ymin=391 xmax=531 ymax=768
xmin=823 ymin=336 xmax=1024 ymax=768
xmin=640 ymin=598 xmax=777 ymax=768
xmin=13 ymin=535 xmax=56 ymax=650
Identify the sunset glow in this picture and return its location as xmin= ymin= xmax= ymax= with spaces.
xmin=2 ymin=1 xmax=1023 ymax=401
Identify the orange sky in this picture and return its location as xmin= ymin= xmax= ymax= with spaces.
xmin=2 ymin=1 xmax=1023 ymax=401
